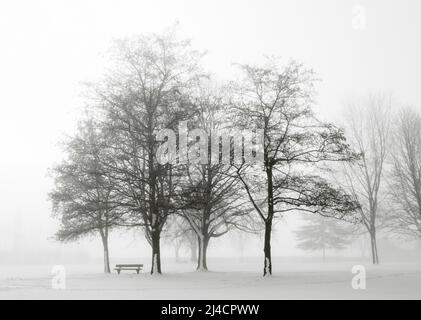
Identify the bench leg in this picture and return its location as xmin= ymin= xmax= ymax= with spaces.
xmin=136 ymin=269 xmax=139 ymax=274
xmin=117 ymin=269 xmax=121 ymax=275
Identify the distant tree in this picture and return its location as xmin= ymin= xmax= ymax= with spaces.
xmin=295 ymin=214 xmax=352 ymax=261
xmin=232 ymin=229 xmax=258 ymax=262
xmin=341 ymin=94 xmax=392 ymax=264
xmin=49 ymin=119 xmax=122 ymax=273
xmin=186 ymin=230 xmax=198 ymax=262
xmin=387 ymin=108 xmax=421 ymax=238
xmin=231 ymin=60 xmax=360 ymax=276
xmin=163 ymin=215 xmax=194 ymax=262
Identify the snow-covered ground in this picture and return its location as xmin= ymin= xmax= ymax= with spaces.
xmin=1 ymin=258 xmax=420 ymax=299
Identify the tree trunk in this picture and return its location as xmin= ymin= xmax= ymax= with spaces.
xmin=100 ymin=231 xmax=111 ymax=274
xmin=370 ymin=231 xmax=379 ymax=264
xmin=197 ymin=236 xmax=209 ymax=271
xmin=190 ymin=235 xmax=198 ymax=262
xmin=239 ymin=239 xmax=245 ymax=263
xmin=150 ymin=230 xmax=162 ymax=274
xmin=263 ymin=221 xmax=272 ymax=276
xmin=175 ymin=243 xmax=180 ymax=262
xmin=374 ymin=239 xmax=379 ymax=264
xmin=263 ymin=164 xmax=274 ymax=277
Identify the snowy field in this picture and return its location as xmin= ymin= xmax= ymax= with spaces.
xmin=1 ymin=258 xmax=420 ymax=299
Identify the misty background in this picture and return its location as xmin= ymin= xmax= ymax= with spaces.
xmin=1 ymin=0 xmax=421 ymax=267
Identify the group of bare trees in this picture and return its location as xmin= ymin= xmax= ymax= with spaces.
xmin=323 ymin=94 xmax=421 ymax=265
xmin=339 ymin=95 xmax=392 ymax=264
xmin=50 ymin=30 xmax=421 ymax=277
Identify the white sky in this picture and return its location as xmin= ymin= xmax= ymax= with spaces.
xmin=0 ymin=0 xmax=420 ymax=261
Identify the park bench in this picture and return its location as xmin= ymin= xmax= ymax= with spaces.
xmin=114 ymin=264 xmax=143 ymax=274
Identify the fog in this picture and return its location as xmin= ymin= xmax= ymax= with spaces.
xmin=1 ymin=0 xmax=421 ymax=268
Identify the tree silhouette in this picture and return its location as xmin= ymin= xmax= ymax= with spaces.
xmin=231 ymin=59 xmax=360 ymax=276
xmin=295 ymin=214 xmax=352 ymax=262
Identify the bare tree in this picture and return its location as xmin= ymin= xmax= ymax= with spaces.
xmin=387 ymin=108 xmax=421 ymax=238
xmin=94 ymin=29 xmax=203 ymax=274
xmin=49 ymin=119 xmax=122 ymax=273
xmin=341 ymin=94 xmax=392 ymax=264
xmin=175 ymin=84 xmax=258 ymax=271
xmin=178 ymin=164 xmax=256 ymax=270
xmin=163 ymin=215 xmax=194 ymax=262
xmin=232 ymin=60 xmax=360 ymax=276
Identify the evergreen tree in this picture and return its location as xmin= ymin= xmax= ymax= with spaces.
xmin=295 ymin=215 xmax=352 ymax=261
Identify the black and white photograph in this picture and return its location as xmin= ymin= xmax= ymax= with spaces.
xmin=1 ymin=0 xmax=421 ymax=306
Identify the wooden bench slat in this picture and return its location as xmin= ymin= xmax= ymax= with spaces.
xmin=114 ymin=264 xmax=143 ymax=274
